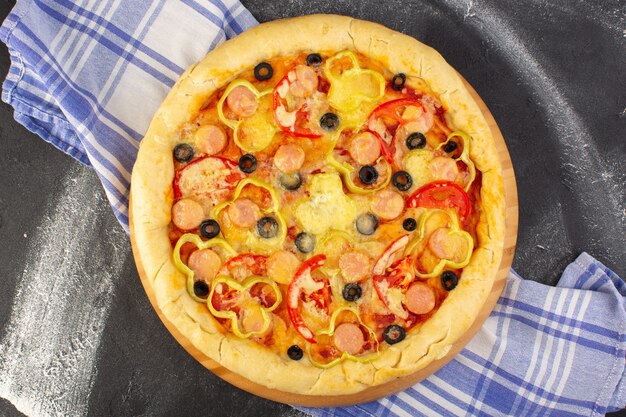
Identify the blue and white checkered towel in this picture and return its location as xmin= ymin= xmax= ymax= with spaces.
xmin=2 ymin=2 xmax=624 ymax=416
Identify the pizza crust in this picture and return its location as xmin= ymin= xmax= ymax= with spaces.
xmin=130 ymin=14 xmax=505 ymax=395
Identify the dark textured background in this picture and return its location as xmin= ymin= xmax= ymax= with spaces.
xmin=0 ymin=0 xmax=624 ymax=416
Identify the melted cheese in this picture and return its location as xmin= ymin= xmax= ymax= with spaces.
xmin=402 ymin=149 xmax=434 ymax=189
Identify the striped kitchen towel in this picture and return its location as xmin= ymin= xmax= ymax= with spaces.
xmin=1 ymin=2 xmax=624 ymax=416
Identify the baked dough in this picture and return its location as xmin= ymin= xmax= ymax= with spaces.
xmin=130 ymin=14 xmax=504 ymax=395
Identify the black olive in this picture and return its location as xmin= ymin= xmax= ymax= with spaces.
xmin=173 ymin=143 xmax=194 ymax=163
xmin=444 ymin=141 xmax=458 ymax=153
xmin=319 ymin=112 xmax=340 ymax=131
xmin=342 ymin=283 xmax=362 ymax=302
xmin=279 ymin=172 xmax=302 ymax=191
xmin=391 ymin=73 xmax=406 ymax=91
xmin=295 ymin=232 xmax=315 ymax=253
xmin=287 ymin=345 xmax=304 ymax=360
xmin=402 ymin=218 xmax=417 ymax=232
xmin=383 ymin=324 xmax=406 ymax=345
xmin=254 ymin=62 xmax=273 ymax=81
xmin=406 ymin=132 xmax=426 ymax=150
xmin=356 ymin=213 xmax=378 ymax=236
xmin=441 ymin=271 xmax=459 ymax=291
xmin=199 ymin=220 xmax=220 ymax=239
xmin=193 ymin=281 xmax=210 ymax=298
xmin=392 ymin=170 xmax=413 ymax=191
xmin=306 ymin=53 xmax=323 ymax=66
xmin=256 ymin=217 xmax=279 ymax=239
xmin=359 ymin=165 xmax=379 ymax=185
xmin=238 ymin=154 xmax=257 ymax=173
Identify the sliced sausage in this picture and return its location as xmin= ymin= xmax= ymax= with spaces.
xmin=266 ymin=250 xmax=301 ymax=285
xmin=273 ymin=143 xmax=305 ymax=173
xmin=227 ymin=198 xmax=261 ymax=228
xmin=289 ymin=65 xmax=319 ymax=98
xmin=371 ymin=189 xmax=405 ymax=220
xmin=349 ymin=132 xmax=381 ymax=165
xmin=428 ymin=227 xmax=453 ymax=259
xmin=428 ymin=156 xmax=459 ymax=182
xmin=333 ymin=323 xmax=365 ymax=355
xmin=339 ymin=251 xmax=371 ymax=282
xmin=404 ymin=282 xmax=436 ymax=315
xmin=195 ymin=124 xmax=227 ymax=155
xmin=172 ymin=198 xmax=205 ymax=230
xmin=226 ymin=85 xmax=258 ymax=118
xmin=187 ymin=249 xmax=222 ymax=282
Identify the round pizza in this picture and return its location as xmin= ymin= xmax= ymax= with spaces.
xmin=130 ymin=14 xmax=505 ymax=396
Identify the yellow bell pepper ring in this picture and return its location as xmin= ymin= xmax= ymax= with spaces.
xmin=207 ymin=275 xmax=282 ymax=339
xmin=172 ymin=233 xmax=238 ymax=303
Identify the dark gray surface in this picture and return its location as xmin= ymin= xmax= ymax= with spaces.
xmin=0 ymin=0 xmax=624 ymax=416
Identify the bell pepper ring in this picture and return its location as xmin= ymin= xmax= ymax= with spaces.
xmin=287 ymin=254 xmax=328 ymax=343
xmin=435 ymin=130 xmax=476 ymax=191
xmin=172 ymin=233 xmax=238 ymax=303
xmin=405 ymin=209 xmax=474 ymax=278
xmin=327 ymin=154 xmax=392 ymax=195
xmin=272 ymin=72 xmax=322 ymax=138
xmin=207 ymin=275 xmax=282 ymax=338
xmin=406 ymin=180 xmax=471 ymax=224
xmin=306 ymin=307 xmax=380 ymax=368
xmin=217 ymin=79 xmax=276 ymax=152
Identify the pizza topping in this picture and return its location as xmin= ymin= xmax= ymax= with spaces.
xmin=441 ymin=270 xmax=459 ymax=291
xmin=227 ymin=198 xmax=261 ymax=228
xmin=256 ymin=216 xmax=280 ymax=239
xmin=402 ymin=149 xmax=434 ymax=189
xmin=272 ymin=71 xmax=322 ymax=138
xmin=404 ymin=282 xmax=436 ymax=315
xmin=319 ymin=112 xmax=340 ymax=131
xmin=295 ymin=232 xmax=316 ymax=253
xmin=358 ymin=165 xmax=378 ymax=185
xmin=342 ymin=283 xmax=363 ymax=302
xmin=349 ymin=131 xmax=381 ymax=165
xmin=274 ymin=143 xmax=305 ymax=173
xmin=238 ymin=154 xmax=257 ymax=173
xmin=371 ymin=189 xmax=404 ymax=220
xmin=333 ymin=323 xmax=364 ymax=355
xmin=355 ymin=213 xmax=378 ymax=236
xmin=407 ymin=181 xmax=470 ymax=223
xmin=193 ymin=281 xmax=210 ymax=298
xmin=173 ymin=143 xmax=195 ymax=163
xmin=199 ymin=219 xmax=221 ymax=239
xmin=278 ymin=172 xmax=302 ymax=191
xmin=402 ymin=217 xmax=417 ymax=232
xmin=174 ymin=156 xmax=242 ymax=205
xmin=289 ymin=65 xmax=319 ymax=98
xmin=383 ymin=324 xmax=406 ymax=345
xmin=218 ymin=253 xmax=267 ymax=281
xmin=266 ymin=250 xmax=301 ymax=285
xmin=406 ymin=132 xmax=427 ymax=150
xmin=444 ymin=140 xmax=458 ymax=153
xmin=428 ymin=156 xmax=459 ymax=182
xmin=254 ymin=62 xmax=273 ymax=81
xmin=434 ymin=131 xmax=476 ymax=191
xmin=287 ymin=344 xmax=304 ymax=360
xmin=172 ymin=198 xmax=205 ymax=230
xmin=226 ymin=85 xmax=259 ymax=118
xmin=306 ymin=53 xmax=323 ymax=67
xmin=188 ymin=248 xmax=222 ymax=282
xmin=339 ymin=252 xmax=371 ymax=282
xmin=195 ymin=125 xmax=227 ymax=156
xmin=392 ymin=170 xmax=413 ymax=192
xmin=287 ymin=254 xmax=327 ymax=343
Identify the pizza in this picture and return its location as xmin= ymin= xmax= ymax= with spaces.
xmin=130 ymin=14 xmax=505 ymax=396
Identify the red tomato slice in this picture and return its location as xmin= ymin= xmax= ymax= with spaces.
xmin=272 ymin=73 xmax=322 ymax=138
xmin=287 ymin=254 xmax=327 ymax=343
xmin=406 ymin=181 xmax=471 ymax=222
xmin=371 ymin=235 xmax=413 ymax=320
xmin=218 ymin=254 xmax=268 ymax=281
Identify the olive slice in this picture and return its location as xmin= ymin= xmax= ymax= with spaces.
xmin=193 ymin=281 xmax=210 ymax=298
xmin=402 ymin=218 xmax=417 ymax=232
xmin=406 ymin=132 xmax=426 ymax=150
xmin=295 ymin=232 xmax=315 ymax=253
xmin=391 ymin=73 xmax=406 ymax=91
xmin=173 ymin=143 xmax=194 ymax=163
xmin=306 ymin=53 xmax=323 ymax=66
xmin=199 ymin=220 xmax=220 ymax=239
xmin=444 ymin=140 xmax=458 ymax=153
xmin=342 ymin=283 xmax=362 ymax=302
xmin=358 ymin=165 xmax=378 ymax=185
xmin=383 ymin=324 xmax=406 ymax=345
xmin=256 ymin=217 xmax=279 ymax=239
xmin=254 ymin=62 xmax=273 ymax=81
xmin=279 ymin=172 xmax=302 ymax=191
xmin=392 ymin=170 xmax=413 ymax=191
xmin=441 ymin=271 xmax=459 ymax=291
xmin=238 ymin=154 xmax=257 ymax=173
xmin=287 ymin=345 xmax=303 ymax=360
xmin=356 ymin=213 xmax=378 ymax=236
xmin=319 ymin=112 xmax=340 ymax=131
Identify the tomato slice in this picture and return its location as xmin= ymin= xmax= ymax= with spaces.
xmin=218 ymin=254 xmax=268 ymax=281
xmin=173 ymin=156 xmax=242 ymax=202
xmin=406 ymin=180 xmax=471 ymax=223
xmin=371 ymin=235 xmax=413 ymax=319
xmin=272 ymin=73 xmax=322 ymax=138
xmin=287 ymin=254 xmax=327 ymax=343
